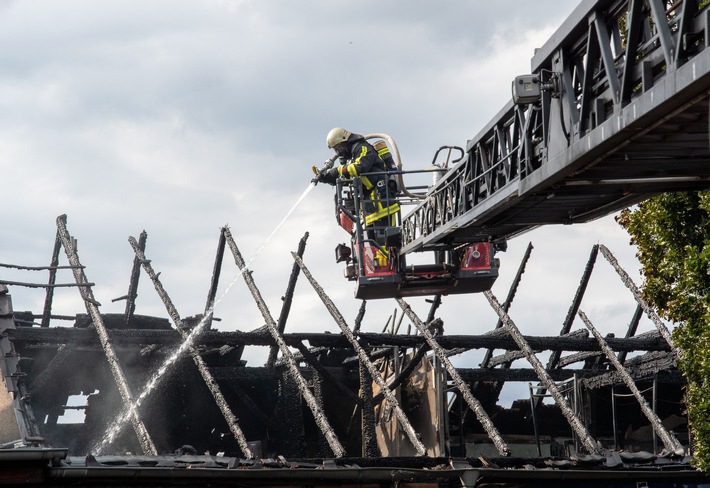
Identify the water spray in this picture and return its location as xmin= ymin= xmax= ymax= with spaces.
xmin=93 ymin=182 xmax=317 ymax=454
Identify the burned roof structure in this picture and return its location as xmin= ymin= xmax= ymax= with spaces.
xmin=0 ymin=215 xmax=701 ymax=487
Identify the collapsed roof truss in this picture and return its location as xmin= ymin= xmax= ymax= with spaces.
xmin=0 ymin=214 xmax=687 ymax=462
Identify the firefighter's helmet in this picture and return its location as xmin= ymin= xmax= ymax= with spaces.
xmin=326 ymin=127 xmax=352 ymax=149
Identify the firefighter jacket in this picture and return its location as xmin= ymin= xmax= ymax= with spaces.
xmin=337 ymin=138 xmax=400 ymax=226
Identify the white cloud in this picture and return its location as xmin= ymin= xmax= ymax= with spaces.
xmin=0 ymin=1 xmax=667 ymax=405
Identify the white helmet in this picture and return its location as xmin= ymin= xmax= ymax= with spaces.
xmin=326 ymin=127 xmax=352 ymax=149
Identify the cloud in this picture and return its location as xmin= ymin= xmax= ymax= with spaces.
xmin=0 ymin=0 xmax=661 ymax=388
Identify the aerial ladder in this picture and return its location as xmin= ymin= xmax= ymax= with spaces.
xmin=320 ymin=0 xmax=710 ymax=300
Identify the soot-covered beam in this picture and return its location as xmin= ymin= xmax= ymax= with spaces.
xmin=57 ymin=215 xmax=157 ymax=456
xmin=293 ymin=252 xmax=427 ymax=456
xmin=224 ymin=227 xmax=345 ymax=458
xmin=128 ymin=235 xmax=253 ymax=459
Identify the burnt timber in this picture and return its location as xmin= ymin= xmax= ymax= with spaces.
xmin=4 ymin=0 xmax=710 ymax=484
xmin=0 ymin=214 xmax=701 ymax=487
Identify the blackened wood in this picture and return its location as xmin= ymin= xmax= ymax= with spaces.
xmin=128 ymin=235 xmax=252 ymax=459
xmin=124 ymin=231 xmax=146 ymax=328
xmin=203 ymin=228 xmax=226 ymax=332
xmin=599 ymin=245 xmax=678 ymax=357
xmin=58 ymin=216 xmax=157 ymax=456
xmin=618 ymin=304 xmax=643 ymax=364
xmin=292 ymin=341 xmax=361 ymax=407
xmin=548 ymin=245 xmax=598 ymax=371
xmin=41 ymin=230 xmax=63 ymax=327
xmin=484 ymin=290 xmax=600 ymax=454
xmin=224 ymin=228 xmax=345 ymax=457
xmin=579 ymin=309 xmax=683 ymax=454
xmin=359 ymin=363 xmax=379 ymax=457
xmin=293 ymin=252 xmax=426 ymax=456
xmin=267 ymin=232 xmax=309 ymax=368
xmin=9 ymin=326 xmax=671 ymax=352
xmin=397 ymin=298 xmax=510 ymax=456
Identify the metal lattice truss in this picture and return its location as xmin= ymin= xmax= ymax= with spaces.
xmin=402 ymin=0 xmax=710 ymax=253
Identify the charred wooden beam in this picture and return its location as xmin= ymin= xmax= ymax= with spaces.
xmin=41 ymin=230 xmax=63 ymax=327
xmin=477 ymin=242 xmax=535 ymax=404
xmin=357 ymin=332 xmax=670 ymax=352
xmin=267 ymin=232 xmax=309 ymax=368
xmin=224 ymin=227 xmax=345 ymax=458
xmin=341 ymin=346 xmax=396 ymax=366
xmin=353 ymin=301 xmax=367 ymax=333
xmin=292 ymin=252 xmax=426 ymax=456
xmin=557 ymin=351 xmax=603 ymax=368
xmin=204 ymin=228 xmax=226 ymax=332
xmin=582 ymin=351 xmax=681 ymax=388
xmin=0 ymin=280 xmax=94 ymax=289
xmin=531 ymin=245 xmax=600 ymax=436
xmin=456 ymin=367 xmax=603 ymax=382
xmin=600 ymin=245 xmax=678 ymax=357
xmin=292 ymin=341 xmax=361 ymax=407
xmin=491 ymin=330 xmax=590 ymax=367
xmin=208 ymin=364 xmax=682 ymax=383
xmin=128 ymin=235 xmax=253 ymax=459
xmin=488 ymin=349 xmax=539 ymax=368
xmin=579 ymin=309 xmax=684 ymax=454
xmin=8 ymin=326 xmax=672 ymax=353
xmin=57 ymin=215 xmax=157 ymax=456
xmin=8 ymin=327 xmax=326 ymax=350
xmin=397 ymin=298 xmax=510 ymax=456
xmin=425 ymin=295 xmax=442 ymax=324
xmin=0 ymin=263 xmax=83 ymax=271
xmin=618 ymin=304 xmax=644 ymax=364
xmin=359 ymin=363 xmax=379 ymax=457
xmin=11 ymin=313 xmax=75 ymax=326
xmin=548 ymin=245 xmax=598 ymax=370
xmin=123 ymin=231 xmax=146 ymax=328
xmin=481 ymin=242 xmax=533 ymax=368
xmin=484 ymin=290 xmax=601 ymax=454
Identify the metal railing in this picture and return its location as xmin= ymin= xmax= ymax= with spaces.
xmin=401 ymin=0 xmax=710 ymax=252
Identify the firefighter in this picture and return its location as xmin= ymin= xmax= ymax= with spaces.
xmin=316 ymin=127 xmax=400 ymax=235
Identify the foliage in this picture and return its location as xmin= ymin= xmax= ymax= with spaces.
xmin=617 ymin=192 xmax=710 ymax=469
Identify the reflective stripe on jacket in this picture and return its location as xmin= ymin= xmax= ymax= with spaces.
xmin=337 ymin=139 xmax=399 ymax=225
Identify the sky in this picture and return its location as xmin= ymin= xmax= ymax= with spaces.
xmin=0 ymin=1 xmax=662 ymax=406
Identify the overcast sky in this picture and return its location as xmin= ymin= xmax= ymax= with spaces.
xmin=0 ymin=1 xmax=660 ymax=405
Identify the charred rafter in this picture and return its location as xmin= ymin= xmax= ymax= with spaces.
xmin=1 ymin=212 xmax=688 ymax=462
xmin=8 ymin=327 xmax=672 ymax=353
